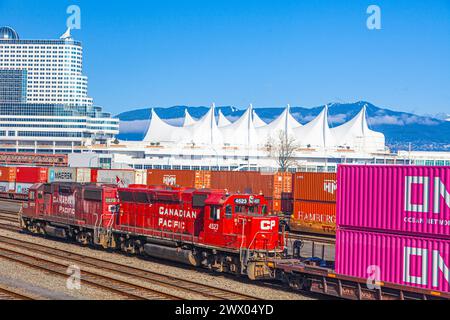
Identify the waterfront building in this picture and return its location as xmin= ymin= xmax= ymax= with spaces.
xmin=0 ymin=26 xmax=119 ymax=154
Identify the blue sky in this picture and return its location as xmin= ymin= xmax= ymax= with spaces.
xmin=1 ymin=0 xmax=449 ymax=115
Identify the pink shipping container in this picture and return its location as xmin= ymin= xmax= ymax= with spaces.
xmin=337 ymin=165 xmax=450 ymax=239
xmin=336 ymin=229 xmax=450 ymax=294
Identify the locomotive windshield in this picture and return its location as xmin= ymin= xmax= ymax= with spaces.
xmin=234 ymin=204 xmax=263 ymax=216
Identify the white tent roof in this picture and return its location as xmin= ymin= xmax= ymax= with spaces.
xmin=255 ymin=105 xmax=302 ymax=145
xmin=331 ymin=106 xmax=385 ymax=151
xmin=143 ymin=109 xmax=183 ymax=143
xmin=217 ymin=109 xmax=232 ymax=127
xmin=141 ymin=104 xmax=386 ymax=153
xmin=182 ymin=109 xmax=197 ymax=127
xmin=219 ymin=106 xmax=257 ymax=146
xmin=293 ymin=105 xmax=336 ymax=149
xmin=286 ymin=105 xmax=303 ymax=128
xmin=252 ymin=110 xmax=267 ymax=128
xmin=179 ymin=105 xmax=223 ymax=146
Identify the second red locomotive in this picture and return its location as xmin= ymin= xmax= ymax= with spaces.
xmin=21 ymin=183 xmax=285 ymax=279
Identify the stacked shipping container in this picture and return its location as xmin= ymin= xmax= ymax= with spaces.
xmin=47 ymin=167 xmax=92 ymax=183
xmin=290 ymin=172 xmax=337 ymax=235
xmin=336 ymin=165 xmax=450 ymax=294
xmin=0 ymin=166 xmax=97 ymax=198
xmin=15 ymin=167 xmax=48 ymax=194
xmin=0 ymin=167 xmax=16 ymax=192
xmin=97 ymin=169 xmax=147 ymax=187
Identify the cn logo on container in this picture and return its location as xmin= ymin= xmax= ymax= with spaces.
xmin=405 ymin=176 xmax=450 ymax=213
xmin=261 ymin=220 xmax=276 ymax=230
xmin=323 ymin=180 xmax=337 ymax=195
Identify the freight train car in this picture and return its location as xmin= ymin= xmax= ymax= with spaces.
xmin=20 ymin=183 xmax=285 ymax=279
xmin=271 ymin=165 xmax=450 ymax=300
xmin=289 ymin=172 xmax=337 ymax=235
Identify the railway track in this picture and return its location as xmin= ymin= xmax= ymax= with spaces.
xmin=0 ymin=214 xmax=19 ymax=223
xmin=0 ymin=198 xmax=23 ymax=204
xmin=0 ymin=234 xmax=259 ymax=300
xmin=288 ymin=232 xmax=335 ymax=245
xmin=0 ymin=244 xmax=181 ymax=300
xmin=0 ymin=215 xmax=260 ymax=300
xmin=0 ymin=285 xmax=35 ymax=300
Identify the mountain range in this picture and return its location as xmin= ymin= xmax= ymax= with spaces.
xmin=115 ymin=101 xmax=450 ymax=152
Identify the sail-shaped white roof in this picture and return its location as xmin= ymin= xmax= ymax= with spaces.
xmin=331 ymin=106 xmax=385 ymax=151
xmin=143 ymin=109 xmax=184 ymax=143
xmin=182 ymin=109 xmax=197 ymax=127
xmin=252 ymin=110 xmax=267 ymax=128
xmin=179 ymin=105 xmax=223 ymax=146
xmin=220 ymin=106 xmax=257 ymax=146
xmin=255 ymin=105 xmax=302 ymax=145
xmin=218 ymin=109 xmax=232 ymax=127
xmin=286 ymin=105 xmax=303 ymax=128
xmin=141 ymin=103 xmax=385 ymax=153
xmin=293 ymin=106 xmax=336 ymax=149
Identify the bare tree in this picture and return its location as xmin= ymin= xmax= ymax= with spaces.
xmin=265 ymin=130 xmax=298 ymax=172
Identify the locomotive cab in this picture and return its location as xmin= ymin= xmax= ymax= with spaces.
xmin=202 ymin=192 xmax=284 ymax=254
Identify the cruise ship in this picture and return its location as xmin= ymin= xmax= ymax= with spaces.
xmin=0 ymin=26 xmax=119 ymax=154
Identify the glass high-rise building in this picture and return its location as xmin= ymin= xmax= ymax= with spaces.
xmin=0 ymin=26 xmax=119 ymax=154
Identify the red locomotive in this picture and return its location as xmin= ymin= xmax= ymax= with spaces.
xmin=21 ymin=183 xmax=285 ymax=279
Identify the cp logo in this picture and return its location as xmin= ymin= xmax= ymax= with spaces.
xmin=261 ymin=220 xmax=276 ymax=230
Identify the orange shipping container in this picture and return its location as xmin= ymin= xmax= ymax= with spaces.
xmin=210 ymin=171 xmax=276 ymax=196
xmin=0 ymin=167 xmax=16 ymax=182
xmin=273 ymin=172 xmax=292 ymax=198
xmin=293 ymin=172 xmax=337 ymax=202
xmin=290 ymin=200 xmax=336 ymax=235
xmin=147 ymin=170 xmax=212 ymax=189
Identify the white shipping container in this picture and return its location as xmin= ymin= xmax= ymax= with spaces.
xmin=47 ymin=167 xmax=92 ymax=183
xmin=15 ymin=183 xmax=33 ymax=195
xmin=96 ymin=170 xmax=146 ymax=187
xmin=76 ymin=168 xmax=92 ymax=183
xmin=0 ymin=182 xmax=15 ymax=193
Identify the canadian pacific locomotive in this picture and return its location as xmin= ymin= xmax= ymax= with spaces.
xmin=20 ymin=183 xmax=285 ymax=279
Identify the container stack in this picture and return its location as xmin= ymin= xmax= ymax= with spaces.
xmin=336 ymin=165 xmax=450 ymax=294
xmin=290 ymin=172 xmax=337 ymax=235
xmin=145 ymin=170 xmax=292 ymax=213
xmin=96 ymin=169 xmax=147 ymax=187
xmin=15 ymin=167 xmax=48 ymax=194
xmin=0 ymin=167 xmax=16 ymax=193
xmin=47 ymin=167 xmax=93 ymax=183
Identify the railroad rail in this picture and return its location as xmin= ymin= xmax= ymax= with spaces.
xmin=1 ymin=207 xmax=448 ymax=301
xmin=0 ymin=215 xmax=260 ymax=300
xmin=0 ymin=285 xmax=35 ymax=300
xmin=0 ymin=213 xmax=19 ymax=224
xmin=0 ymin=222 xmax=20 ymax=232
xmin=0 ymin=234 xmax=259 ymax=300
xmin=288 ymin=232 xmax=335 ymax=245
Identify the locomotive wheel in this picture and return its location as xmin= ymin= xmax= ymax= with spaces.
xmin=124 ymin=239 xmax=137 ymax=255
xmin=27 ymin=223 xmax=38 ymax=234
xmin=77 ymin=232 xmax=90 ymax=246
xmin=134 ymin=240 xmax=144 ymax=255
